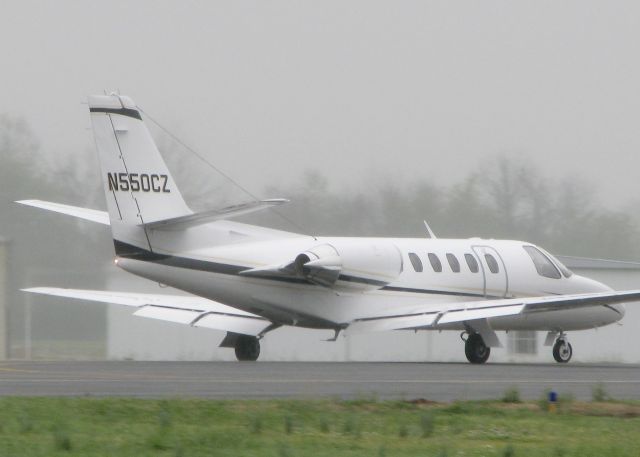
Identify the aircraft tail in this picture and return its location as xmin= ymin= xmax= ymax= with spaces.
xmin=88 ymin=94 xmax=193 ymax=255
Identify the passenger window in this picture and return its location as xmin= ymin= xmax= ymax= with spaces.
xmin=485 ymin=254 xmax=500 ymax=274
xmin=446 ymin=253 xmax=460 ymax=273
xmin=465 ymin=253 xmax=479 ymax=273
xmin=428 ymin=253 xmax=442 ymax=272
xmin=408 ymin=253 xmax=423 ymax=272
xmin=523 ymin=246 xmax=561 ymax=279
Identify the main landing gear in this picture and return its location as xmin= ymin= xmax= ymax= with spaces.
xmin=234 ymin=335 xmax=261 ymax=361
xmin=552 ymin=335 xmax=572 ymax=363
xmin=462 ymin=332 xmax=490 ymax=364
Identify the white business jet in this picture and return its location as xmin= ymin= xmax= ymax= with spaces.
xmin=17 ymin=94 xmax=640 ymax=364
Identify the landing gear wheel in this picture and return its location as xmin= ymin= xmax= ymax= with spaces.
xmin=552 ymin=339 xmax=572 ymax=363
xmin=464 ymin=333 xmax=490 ymax=364
xmin=234 ymin=335 xmax=260 ymax=361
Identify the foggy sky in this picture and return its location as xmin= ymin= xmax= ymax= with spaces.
xmin=2 ymin=1 xmax=639 ymax=207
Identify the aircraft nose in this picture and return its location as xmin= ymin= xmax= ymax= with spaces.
xmin=575 ymin=275 xmax=626 ymax=322
xmin=614 ymin=304 xmax=626 ymax=319
xmin=575 ymin=275 xmax=612 ymax=293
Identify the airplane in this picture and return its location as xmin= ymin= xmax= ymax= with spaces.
xmin=16 ymin=93 xmax=640 ymax=364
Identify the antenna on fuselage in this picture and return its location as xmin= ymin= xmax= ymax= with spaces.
xmin=423 ymin=220 xmax=437 ymax=239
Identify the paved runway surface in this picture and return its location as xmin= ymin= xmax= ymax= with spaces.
xmin=0 ymin=361 xmax=638 ymax=401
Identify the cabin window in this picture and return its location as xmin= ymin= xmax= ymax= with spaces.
xmin=485 ymin=254 xmax=500 ymax=274
xmin=465 ymin=253 xmax=479 ymax=273
xmin=446 ymin=253 xmax=460 ymax=273
xmin=523 ymin=245 xmax=561 ymax=279
xmin=408 ymin=252 xmax=423 ymax=272
xmin=428 ymin=253 xmax=442 ymax=272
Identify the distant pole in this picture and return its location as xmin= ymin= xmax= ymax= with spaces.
xmin=24 ymin=273 xmax=32 ymax=360
xmin=0 ymin=239 xmax=7 ymax=360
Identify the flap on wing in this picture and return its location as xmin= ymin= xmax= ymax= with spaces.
xmin=16 ymin=200 xmax=110 ymax=225
xmin=134 ymin=306 xmax=201 ymax=324
xmin=142 ymin=199 xmax=289 ymax=231
xmin=194 ymin=314 xmax=271 ymax=336
xmin=438 ymin=304 xmax=525 ymax=324
xmin=347 ymin=313 xmax=437 ymax=335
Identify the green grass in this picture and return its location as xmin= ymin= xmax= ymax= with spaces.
xmin=0 ymin=397 xmax=638 ymax=456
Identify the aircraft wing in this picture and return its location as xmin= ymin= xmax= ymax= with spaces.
xmin=347 ymin=289 xmax=640 ymax=335
xmin=22 ymin=287 xmax=272 ymax=336
xmin=556 ymin=255 xmax=640 ymax=270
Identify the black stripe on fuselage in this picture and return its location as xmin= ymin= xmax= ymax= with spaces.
xmin=338 ymin=274 xmax=389 ymax=288
xmin=114 ymin=240 xmax=307 ymax=285
xmin=113 ymin=240 xmax=488 ymax=298
xmin=90 ymin=107 xmax=142 ymax=120
xmin=381 ymin=285 xmax=489 ymax=298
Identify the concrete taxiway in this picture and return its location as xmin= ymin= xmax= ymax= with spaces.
xmin=0 ymin=361 xmax=638 ymax=401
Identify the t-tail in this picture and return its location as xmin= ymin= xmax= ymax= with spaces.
xmin=88 ymin=94 xmax=193 ymax=256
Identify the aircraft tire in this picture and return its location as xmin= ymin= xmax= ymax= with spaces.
xmin=465 ymin=333 xmax=490 ymax=364
xmin=234 ymin=335 xmax=260 ymax=361
xmin=552 ymin=340 xmax=572 ymax=363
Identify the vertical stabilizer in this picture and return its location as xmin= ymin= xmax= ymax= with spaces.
xmin=88 ymin=94 xmax=192 ymax=254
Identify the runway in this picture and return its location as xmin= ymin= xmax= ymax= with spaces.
xmin=0 ymin=361 xmax=639 ymax=401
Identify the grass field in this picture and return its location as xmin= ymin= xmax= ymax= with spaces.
xmin=0 ymin=395 xmax=639 ymax=456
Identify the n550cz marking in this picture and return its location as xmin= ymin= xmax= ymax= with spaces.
xmin=107 ymin=173 xmax=170 ymax=193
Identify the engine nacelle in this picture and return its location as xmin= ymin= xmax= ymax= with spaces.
xmin=294 ymin=241 xmax=403 ymax=292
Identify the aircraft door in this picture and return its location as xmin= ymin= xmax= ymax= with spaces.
xmin=471 ymin=246 xmax=509 ymax=298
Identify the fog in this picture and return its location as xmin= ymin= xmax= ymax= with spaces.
xmin=1 ymin=1 xmax=640 ymax=360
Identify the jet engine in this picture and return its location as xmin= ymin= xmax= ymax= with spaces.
xmin=293 ymin=241 xmax=403 ymax=292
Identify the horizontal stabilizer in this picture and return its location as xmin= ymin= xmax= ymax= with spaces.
xmin=16 ymin=200 xmax=110 ymax=225
xmin=23 ymin=287 xmax=272 ymax=337
xmin=142 ymin=199 xmax=289 ymax=230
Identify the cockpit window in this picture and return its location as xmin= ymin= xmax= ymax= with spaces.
xmin=408 ymin=252 xmax=423 ymax=272
xmin=523 ymin=246 xmax=561 ymax=279
xmin=553 ymin=257 xmax=573 ymax=278
xmin=541 ymin=249 xmax=573 ymax=278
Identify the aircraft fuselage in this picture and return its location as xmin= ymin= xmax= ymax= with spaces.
xmin=116 ymin=236 xmax=622 ymax=333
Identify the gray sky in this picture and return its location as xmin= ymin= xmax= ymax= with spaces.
xmin=2 ymin=1 xmax=639 ymax=205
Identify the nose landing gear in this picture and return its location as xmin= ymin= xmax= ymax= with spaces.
xmin=462 ymin=332 xmax=491 ymax=364
xmin=552 ymin=335 xmax=572 ymax=363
